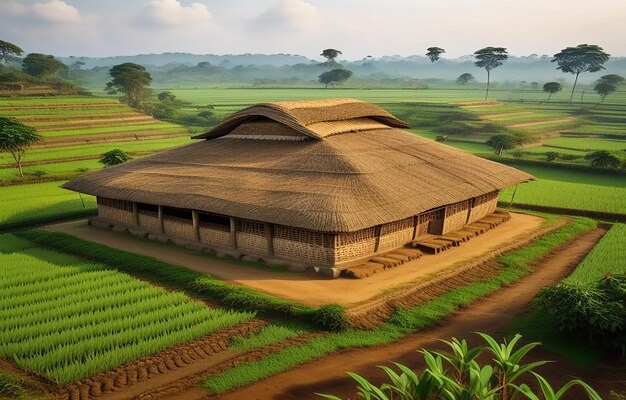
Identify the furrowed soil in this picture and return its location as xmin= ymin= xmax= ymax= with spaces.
xmin=214 ymin=227 xmax=621 ymax=400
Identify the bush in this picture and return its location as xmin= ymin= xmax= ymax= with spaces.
xmin=312 ymin=304 xmax=350 ymax=332
xmin=536 ymin=274 xmax=626 ymax=355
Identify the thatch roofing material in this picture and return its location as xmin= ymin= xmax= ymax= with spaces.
xmin=194 ymin=98 xmax=409 ymax=140
xmin=64 ymin=98 xmax=532 ymax=232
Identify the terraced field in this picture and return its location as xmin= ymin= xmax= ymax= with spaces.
xmin=0 ymin=97 xmax=192 ymax=181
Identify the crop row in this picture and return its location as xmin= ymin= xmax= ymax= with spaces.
xmin=0 ymin=235 xmax=253 ymax=384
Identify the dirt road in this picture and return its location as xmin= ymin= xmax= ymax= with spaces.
xmin=215 ymin=227 xmax=621 ymax=400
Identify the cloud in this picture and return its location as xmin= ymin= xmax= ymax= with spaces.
xmin=141 ymin=0 xmax=213 ymax=27
xmin=0 ymin=0 xmax=82 ymax=24
xmin=254 ymin=0 xmax=319 ymax=31
xmin=31 ymin=0 xmax=82 ymax=23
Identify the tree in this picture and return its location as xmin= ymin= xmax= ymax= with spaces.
xmin=473 ymin=47 xmax=508 ymax=100
xmin=543 ymin=82 xmax=562 ymax=101
xmin=70 ymin=60 xmax=86 ymax=70
xmin=456 ymin=73 xmax=475 ymax=88
xmin=598 ymin=74 xmax=624 ymax=86
xmin=593 ymin=81 xmax=616 ymax=103
xmin=99 ymin=149 xmax=132 ymax=167
xmin=551 ymin=44 xmax=610 ymax=102
xmin=545 ymin=151 xmax=559 ymax=162
xmin=105 ymin=63 xmax=152 ymax=108
xmin=319 ymin=332 xmax=602 ymax=400
xmin=584 ymin=150 xmax=621 ymax=168
xmin=318 ymin=69 xmax=353 ymax=88
xmin=486 ymin=134 xmax=519 ymax=156
xmin=530 ymin=81 xmax=539 ymax=90
xmin=0 ymin=117 xmax=42 ymax=177
xmin=22 ymin=53 xmax=66 ymax=77
xmin=197 ymin=110 xmax=213 ymax=120
xmin=426 ymin=47 xmax=445 ymax=62
xmin=320 ymin=49 xmax=342 ymax=66
xmin=0 ymin=40 xmax=23 ymax=64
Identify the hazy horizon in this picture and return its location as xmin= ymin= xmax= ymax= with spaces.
xmin=1 ymin=0 xmax=625 ymax=60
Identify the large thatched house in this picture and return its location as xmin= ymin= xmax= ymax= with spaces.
xmin=64 ymin=98 xmax=532 ymax=270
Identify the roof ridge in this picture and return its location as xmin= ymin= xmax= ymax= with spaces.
xmin=193 ymin=98 xmax=409 ymax=141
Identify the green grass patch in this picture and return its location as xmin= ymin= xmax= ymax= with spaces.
xmin=231 ymin=323 xmax=307 ymax=351
xmin=0 ymin=234 xmax=252 ymax=384
xmin=42 ymin=123 xmax=183 ymax=138
xmin=0 ymin=136 xmax=191 ymax=165
xmin=203 ymin=217 xmax=595 ymax=394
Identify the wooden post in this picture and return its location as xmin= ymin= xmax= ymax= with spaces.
xmin=192 ymin=210 xmax=200 ymax=241
xmin=265 ymin=223 xmax=274 ymax=256
xmin=373 ymin=225 xmax=382 ymax=253
xmin=411 ymin=216 xmax=418 ymax=240
xmin=230 ymin=217 xmax=237 ymax=249
xmin=158 ymin=205 xmax=164 ymax=233
xmin=132 ymin=203 xmax=139 ymax=226
xmin=509 ymin=185 xmax=519 ymax=208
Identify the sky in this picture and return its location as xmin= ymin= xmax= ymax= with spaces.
xmin=1 ymin=0 xmax=625 ymax=60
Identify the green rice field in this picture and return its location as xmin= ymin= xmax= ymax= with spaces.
xmin=500 ymin=164 xmax=626 ymax=214
xmin=0 ymin=233 xmax=253 ymax=384
xmin=565 ymin=224 xmax=626 ymax=283
xmin=0 ymin=181 xmax=96 ymax=229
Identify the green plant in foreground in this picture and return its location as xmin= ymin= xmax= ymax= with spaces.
xmin=318 ymin=333 xmax=601 ymax=400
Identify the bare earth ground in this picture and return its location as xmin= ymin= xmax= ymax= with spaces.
xmin=214 ymin=227 xmax=626 ymax=400
xmin=47 ymin=212 xmax=543 ymax=306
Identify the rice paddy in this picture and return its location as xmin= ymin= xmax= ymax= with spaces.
xmin=0 ymin=233 xmax=253 ymax=384
xmin=0 ymin=181 xmax=96 ymax=229
xmin=565 ymin=223 xmax=626 ymax=283
xmin=500 ymin=163 xmax=626 ymax=214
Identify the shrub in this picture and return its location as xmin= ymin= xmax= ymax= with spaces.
xmin=99 ymin=149 xmax=132 ymax=167
xmin=312 ymin=304 xmax=350 ymax=332
xmin=545 ymin=151 xmax=559 ymax=162
xmin=536 ymin=274 xmax=626 ymax=355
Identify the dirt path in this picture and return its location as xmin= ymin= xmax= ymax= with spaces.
xmin=481 ymin=111 xmax=534 ymax=119
xmin=48 ymin=213 xmax=544 ymax=307
xmin=213 ymin=227 xmax=612 ymax=400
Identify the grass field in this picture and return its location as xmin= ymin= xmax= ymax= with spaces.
xmin=0 ymin=233 xmax=253 ymax=384
xmin=0 ymin=181 xmax=96 ymax=229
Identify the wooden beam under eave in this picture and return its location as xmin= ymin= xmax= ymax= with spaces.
xmin=230 ymin=217 xmax=237 ymax=249
xmin=265 ymin=223 xmax=274 ymax=256
xmin=192 ymin=210 xmax=200 ymax=241
xmin=158 ymin=205 xmax=164 ymax=233
xmin=132 ymin=203 xmax=139 ymax=226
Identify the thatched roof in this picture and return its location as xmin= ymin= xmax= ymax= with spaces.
xmin=64 ymin=98 xmax=533 ymax=233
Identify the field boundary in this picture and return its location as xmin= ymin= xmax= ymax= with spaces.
xmin=502 ymin=203 xmax=626 ymax=223
xmin=347 ymin=218 xmax=568 ymax=329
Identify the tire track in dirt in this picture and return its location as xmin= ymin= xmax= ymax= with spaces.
xmin=212 ymin=226 xmax=608 ymax=400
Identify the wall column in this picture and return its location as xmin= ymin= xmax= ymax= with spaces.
xmin=158 ymin=205 xmax=164 ymax=233
xmin=230 ymin=217 xmax=237 ymax=249
xmin=265 ymin=223 xmax=274 ymax=256
xmin=132 ymin=203 xmax=139 ymax=226
xmin=192 ymin=210 xmax=200 ymax=241
xmin=373 ymin=225 xmax=382 ymax=253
